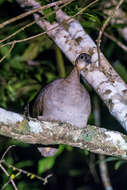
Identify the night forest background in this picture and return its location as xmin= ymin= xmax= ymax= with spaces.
xmin=0 ymin=0 xmax=127 ymax=189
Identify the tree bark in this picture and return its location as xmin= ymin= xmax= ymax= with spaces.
xmin=0 ymin=107 xmax=127 ymax=159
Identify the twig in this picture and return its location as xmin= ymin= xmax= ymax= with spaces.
xmin=0 ymin=0 xmax=73 ymax=29
xmin=96 ymin=27 xmax=127 ymax=52
xmin=0 ymin=145 xmax=52 ymax=188
xmin=0 ymin=21 xmax=35 ymax=44
xmin=0 ymin=29 xmax=50 ymax=48
xmin=1 ymin=145 xmax=15 ymax=160
xmin=103 ymin=31 xmax=127 ymax=52
xmin=0 ymin=0 xmax=98 ymax=48
xmin=97 ymin=0 xmax=124 ymax=66
xmin=93 ymin=96 xmax=113 ymax=190
xmin=99 ymin=155 xmax=113 ymax=190
xmin=0 ymin=42 xmax=15 ymax=63
xmin=0 ymin=164 xmax=18 ymax=190
xmin=72 ymin=0 xmax=99 ymax=17
xmin=1 ymin=172 xmax=20 ymax=190
xmin=0 ymin=0 xmax=75 ymax=45
xmin=89 ymin=153 xmax=100 ymax=183
xmin=3 ymin=160 xmax=52 ymax=184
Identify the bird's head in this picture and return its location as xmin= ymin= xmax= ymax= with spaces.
xmin=75 ymin=53 xmax=92 ymax=71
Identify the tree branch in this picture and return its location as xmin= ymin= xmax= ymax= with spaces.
xmin=0 ymin=107 xmax=127 ymax=159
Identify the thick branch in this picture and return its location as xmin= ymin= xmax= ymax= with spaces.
xmin=0 ymin=107 xmax=127 ymax=159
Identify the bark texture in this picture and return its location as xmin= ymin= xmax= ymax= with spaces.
xmin=0 ymin=107 xmax=127 ymax=159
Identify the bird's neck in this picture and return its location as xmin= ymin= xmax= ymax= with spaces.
xmin=63 ymin=67 xmax=81 ymax=87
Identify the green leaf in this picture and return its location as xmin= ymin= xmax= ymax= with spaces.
xmin=6 ymin=84 xmax=16 ymax=101
xmin=69 ymin=169 xmax=84 ymax=176
xmin=81 ymin=21 xmax=98 ymax=28
xmin=112 ymin=23 xmax=126 ymax=29
xmin=114 ymin=160 xmax=127 ymax=170
xmin=114 ymin=61 xmax=127 ymax=83
xmin=43 ymin=8 xmax=56 ymax=23
xmin=0 ymin=46 xmax=11 ymax=61
xmin=15 ymin=160 xmax=33 ymax=168
xmin=35 ymin=73 xmax=42 ymax=82
xmin=96 ymin=156 xmax=120 ymax=165
xmin=9 ymin=56 xmax=24 ymax=70
xmin=84 ymin=150 xmax=89 ymax=156
xmin=38 ymin=157 xmax=56 ymax=174
xmin=5 ymin=156 xmax=14 ymax=165
xmin=46 ymin=72 xmax=56 ymax=83
xmin=84 ymin=13 xmax=101 ymax=23
xmin=55 ymin=145 xmax=64 ymax=156
xmin=0 ymin=0 xmax=5 ymax=5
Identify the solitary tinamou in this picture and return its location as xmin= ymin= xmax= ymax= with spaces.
xmin=30 ymin=53 xmax=92 ymax=156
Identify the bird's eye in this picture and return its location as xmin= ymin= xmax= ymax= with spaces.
xmin=80 ymin=55 xmax=84 ymax=60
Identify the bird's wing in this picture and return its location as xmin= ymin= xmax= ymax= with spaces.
xmin=32 ymin=79 xmax=63 ymax=117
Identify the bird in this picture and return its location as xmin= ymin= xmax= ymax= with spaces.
xmin=29 ymin=53 xmax=92 ymax=156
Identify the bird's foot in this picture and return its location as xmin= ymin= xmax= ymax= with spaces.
xmin=38 ymin=147 xmax=58 ymax=157
xmin=37 ymin=115 xmax=49 ymax=121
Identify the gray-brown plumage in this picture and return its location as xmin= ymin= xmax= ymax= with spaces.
xmin=30 ymin=53 xmax=91 ymax=157
xmin=32 ymin=53 xmax=91 ymax=128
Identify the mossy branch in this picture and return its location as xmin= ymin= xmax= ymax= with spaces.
xmin=0 ymin=107 xmax=127 ymax=159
